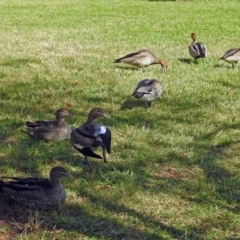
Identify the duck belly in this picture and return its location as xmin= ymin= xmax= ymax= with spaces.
xmin=135 ymin=56 xmax=153 ymax=67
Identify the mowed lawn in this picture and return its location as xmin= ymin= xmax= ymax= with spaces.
xmin=0 ymin=0 xmax=240 ymax=239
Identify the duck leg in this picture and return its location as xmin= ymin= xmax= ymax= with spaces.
xmin=145 ymin=101 xmax=152 ymax=110
xmin=145 ymin=102 xmax=149 ymax=109
xmin=102 ymin=148 xmax=107 ymax=163
xmin=83 ymin=155 xmax=90 ymax=167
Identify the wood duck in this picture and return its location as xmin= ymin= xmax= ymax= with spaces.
xmin=0 ymin=166 xmax=72 ymax=209
xmin=220 ymin=48 xmax=240 ymax=67
xmin=132 ymin=79 xmax=164 ymax=109
xmin=26 ymin=109 xmax=72 ymax=141
xmin=70 ymin=108 xmax=111 ymax=167
xmin=189 ymin=33 xmax=207 ymax=62
xmin=114 ymin=49 xmax=168 ymax=72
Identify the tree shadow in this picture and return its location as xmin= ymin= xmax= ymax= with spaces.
xmin=217 ymin=80 xmax=240 ymax=90
xmin=0 ymin=57 xmax=41 ymax=68
xmin=1 ymin=120 xmax=240 ymax=238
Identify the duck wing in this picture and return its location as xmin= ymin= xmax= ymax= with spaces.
xmin=135 ymin=79 xmax=155 ymax=89
xmin=114 ymin=50 xmax=154 ymax=63
xmin=220 ymin=48 xmax=240 ymax=60
xmin=189 ymin=42 xmax=207 ymax=58
xmin=0 ymin=179 xmax=48 ymax=205
xmin=99 ymin=127 xmax=111 ymax=153
xmin=133 ymin=79 xmax=156 ymax=96
xmin=1 ymin=177 xmax=52 ymax=188
xmin=26 ymin=120 xmax=56 ymax=128
xmin=72 ymin=125 xmax=110 ymax=151
xmin=71 ymin=128 xmax=103 ymax=159
xmin=26 ymin=120 xmax=57 ymax=136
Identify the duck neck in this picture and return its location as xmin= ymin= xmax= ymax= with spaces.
xmin=85 ymin=115 xmax=96 ymax=125
xmin=153 ymin=59 xmax=162 ymax=65
xmin=51 ymin=177 xmax=61 ymax=188
xmin=56 ymin=117 xmax=65 ymax=124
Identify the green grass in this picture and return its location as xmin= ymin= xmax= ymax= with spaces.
xmin=0 ymin=0 xmax=240 ymax=239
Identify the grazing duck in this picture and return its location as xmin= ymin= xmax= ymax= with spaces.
xmin=70 ymin=108 xmax=111 ymax=167
xmin=132 ymin=79 xmax=164 ymax=109
xmin=114 ymin=49 xmax=168 ymax=72
xmin=0 ymin=166 xmax=72 ymax=209
xmin=26 ymin=109 xmax=72 ymax=141
xmin=189 ymin=33 xmax=207 ymax=62
xmin=220 ymin=48 xmax=240 ymax=67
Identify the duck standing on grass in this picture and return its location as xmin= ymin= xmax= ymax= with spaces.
xmin=189 ymin=33 xmax=207 ymax=62
xmin=132 ymin=79 xmax=164 ymax=109
xmin=70 ymin=108 xmax=111 ymax=167
xmin=0 ymin=166 xmax=72 ymax=209
xmin=26 ymin=109 xmax=72 ymax=141
xmin=220 ymin=48 xmax=240 ymax=68
xmin=114 ymin=49 xmax=168 ymax=72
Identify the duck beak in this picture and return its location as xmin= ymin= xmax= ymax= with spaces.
xmin=103 ymin=113 xmax=110 ymax=118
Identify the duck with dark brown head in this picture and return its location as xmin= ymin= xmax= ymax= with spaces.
xmin=70 ymin=108 xmax=111 ymax=167
xmin=26 ymin=109 xmax=72 ymax=141
xmin=0 ymin=166 xmax=72 ymax=209
xmin=132 ymin=79 xmax=164 ymax=109
xmin=114 ymin=49 xmax=168 ymax=72
xmin=188 ymin=33 xmax=207 ymax=62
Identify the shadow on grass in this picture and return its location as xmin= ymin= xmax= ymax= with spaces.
xmin=120 ymin=98 xmax=147 ymax=110
xmin=0 ymin=192 xmax=203 ymax=239
xmin=178 ymin=58 xmax=194 ymax=64
xmin=1 ymin=81 xmax=240 ymax=238
xmin=114 ymin=65 xmax=142 ymax=71
xmin=217 ymin=80 xmax=240 ymax=90
xmin=1 ymin=123 xmax=240 ymax=238
xmin=213 ymin=63 xmax=234 ymax=69
xmin=0 ymin=57 xmax=41 ymax=68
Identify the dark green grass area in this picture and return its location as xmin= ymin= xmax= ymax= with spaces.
xmin=0 ymin=0 xmax=240 ymax=239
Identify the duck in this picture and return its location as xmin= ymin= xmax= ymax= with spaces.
xmin=26 ymin=109 xmax=72 ymax=141
xmin=70 ymin=108 xmax=111 ymax=167
xmin=114 ymin=49 xmax=168 ymax=72
xmin=132 ymin=79 xmax=164 ymax=109
xmin=0 ymin=166 xmax=72 ymax=209
xmin=220 ymin=48 xmax=240 ymax=67
xmin=188 ymin=33 xmax=207 ymax=62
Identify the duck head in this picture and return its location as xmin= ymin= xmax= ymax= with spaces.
xmin=56 ymin=109 xmax=72 ymax=118
xmin=88 ymin=108 xmax=109 ymax=119
xmin=50 ymin=166 xmax=73 ymax=181
xmin=191 ymin=33 xmax=196 ymax=42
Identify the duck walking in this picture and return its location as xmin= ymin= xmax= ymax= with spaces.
xmin=220 ymin=48 xmax=240 ymax=67
xmin=189 ymin=33 xmax=207 ymax=62
xmin=132 ymin=79 xmax=164 ymax=109
xmin=0 ymin=166 xmax=72 ymax=209
xmin=114 ymin=49 xmax=168 ymax=72
xmin=26 ymin=109 xmax=72 ymax=141
xmin=70 ymin=108 xmax=111 ymax=167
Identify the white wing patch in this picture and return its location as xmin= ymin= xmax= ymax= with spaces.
xmin=94 ymin=126 xmax=106 ymax=136
xmin=73 ymin=144 xmax=84 ymax=149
